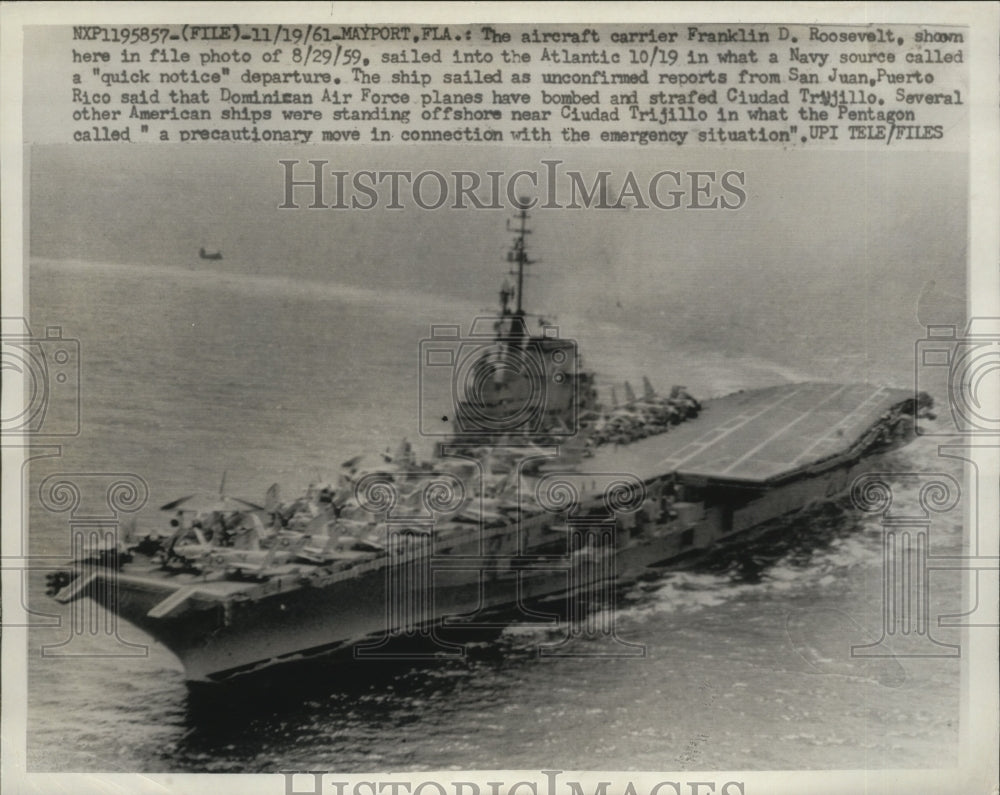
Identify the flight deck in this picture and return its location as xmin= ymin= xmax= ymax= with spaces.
xmin=582 ymin=382 xmax=918 ymax=487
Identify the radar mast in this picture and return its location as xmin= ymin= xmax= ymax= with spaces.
xmin=504 ymin=199 xmax=534 ymax=319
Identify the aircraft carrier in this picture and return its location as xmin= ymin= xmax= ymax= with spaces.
xmin=46 ymin=209 xmax=931 ymax=684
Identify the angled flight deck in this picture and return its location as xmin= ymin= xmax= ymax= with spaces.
xmin=583 ymin=382 xmax=917 ymax=487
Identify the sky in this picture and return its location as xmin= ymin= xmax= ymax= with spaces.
xmin=28 ymin=144 xmax=967 ymax=355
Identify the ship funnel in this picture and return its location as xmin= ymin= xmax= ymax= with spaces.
xmin=624 ymin=381 xmax=637 ymax=404
xmin=484 ymin=314 xmax=530 ymax=338
xmin=642 ymin=376 xmax=656 ymax=399
xmin=611 ymin=386 xmax=619 ymax=408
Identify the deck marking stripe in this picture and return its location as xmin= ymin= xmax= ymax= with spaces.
xmin=147 ymin=586 xmax=199 ymax=618
xmin=790 ymin=386 xmax=892 ymax=465
xmin=720 ymin=384 xmax=852 ymax=475
xmin=656 ymin=386 xmax=806 ymax=473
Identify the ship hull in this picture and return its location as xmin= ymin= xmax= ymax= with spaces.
xmin=94 ymin=447 xmax=883 ymax=683
xmin=53 ymin=381 xmax=925 ymax=683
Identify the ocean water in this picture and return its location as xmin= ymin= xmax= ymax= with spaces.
xmin=25 ymin=257 xmax=962 ymax=773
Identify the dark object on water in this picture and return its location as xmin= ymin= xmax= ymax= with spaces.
xmin=199 ymin=247 xmax=222 ymax=260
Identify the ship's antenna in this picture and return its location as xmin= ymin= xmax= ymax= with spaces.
xmin=505 ymin=198 xmax=534 ymax=317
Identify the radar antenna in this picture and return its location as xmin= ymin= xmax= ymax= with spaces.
xmin=504 ymin=199 xmax=535 ymax=317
